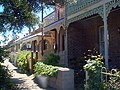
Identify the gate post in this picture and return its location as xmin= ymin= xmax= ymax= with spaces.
xmin=85 ymin=70 xmax=89 ymax=90
xmin=29 ymin=51 xmax=34 ymax=74
xmin=101 ymin=67 xmax=107 ymax=83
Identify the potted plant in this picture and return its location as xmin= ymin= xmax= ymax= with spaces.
xmin=34 ymin=62 xmax=59 ymax=88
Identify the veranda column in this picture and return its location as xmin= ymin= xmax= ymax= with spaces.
xmin=64 ymin=28 xmax=68 ymax=67
xmin=30 ymin=51 xmax=34 ymax=73
xmin=64 ymin=1 xmax=68 ymax=67
xmin=57 ymin=30 xmax=60 ymax=53
xmin=103 ymin=4 xmax=109 ymax=68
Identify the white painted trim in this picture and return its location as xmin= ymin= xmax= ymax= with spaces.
xmin=103 ymin=4 xmax=109 ymax=68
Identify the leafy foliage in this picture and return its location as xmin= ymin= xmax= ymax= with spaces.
xmin=0 ymin=64 xmax=17 ymax=90
xmin=3 ymin=50 xmax=10 ymax=58
xmin=83 ymin=50 xmax=105 ymax=90
xmin=44 ymin=53 xmax=60 ymax=66
xmin=0 ymin=0 xmax=39 ymax=33
xmin=0 ymin=0 xmax=77 ymax=34
xmin=0 ymin=0 xmax=64 ymax=33
xmin=107 ymin=70 xmax=120 ymax=90
xmin=0 ymin=48 xmax=4 ymax=62
xmin=0 ymin=47 xmax=10 ymax=62
xmin=34 ymin=62 xmax=59 ymax=77
xmin=0 ymin=48 xmax=17 ymax=89
xmin=15 ymin=50 xmax=30 ymax=73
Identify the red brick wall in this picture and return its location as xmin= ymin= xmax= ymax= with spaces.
xmin=67 ymin=15 xmax=103 ymax=86
xmin=67 ymin=8 xmax=120 ymax=69
xmin=67 ymin=15 xmax=103 ymax=63
xmin=82 ymin=16 xmax=103 ymax=51
xmin=108 ymin=8 xmax=120 ymax=68
xmin=67 ymin=24 xmax=84 ymax=60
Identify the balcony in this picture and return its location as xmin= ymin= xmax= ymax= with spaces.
xmin=43 ymin=7 xmax=64 ymax=27
xmin=67 ymin=0 xmax=101 ymax=16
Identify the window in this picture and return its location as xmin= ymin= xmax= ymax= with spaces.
xmin=43 ymin=40 xmax=50 ymax=50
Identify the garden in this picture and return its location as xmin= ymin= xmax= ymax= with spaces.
xmin=13 ymin=49 xmax=120 ymax=90
xmin=11 ymin=50 xmax=74 ymax=90
xmin=1 ymin=48 xmax=120 ymax=90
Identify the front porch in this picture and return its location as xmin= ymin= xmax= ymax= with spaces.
xmin=67 ymin=6 xmax=120 ymax=88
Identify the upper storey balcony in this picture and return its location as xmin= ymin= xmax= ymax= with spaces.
xmin=66 ymin=0 xmax=101 ymax=16
xmin=43 ymin=7 xmax=64 ymax=27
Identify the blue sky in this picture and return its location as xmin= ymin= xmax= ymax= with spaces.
xmin=0 ymin=5 xmax=54 ymax=46
xmin=0 ymin=5 xmax=3 ymax=12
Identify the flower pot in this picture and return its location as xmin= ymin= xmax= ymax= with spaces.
xmin=35 ymin=75 xmax=48 ymax=88
xmin=48 ymin=77 xmax=57 ymax=89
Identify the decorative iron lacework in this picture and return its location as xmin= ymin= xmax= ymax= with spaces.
xmin=66 ymin=0 xmax=120 ymax=27
xmin=66 ymin=6 xmax=104 ymax=26
xmin=105 ymin=0 xmax=120 ymax=17
xmin=67 ymin=0 xmax=101 ymax=16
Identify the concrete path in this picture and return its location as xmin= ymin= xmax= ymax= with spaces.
xmin=3 ymin=59 xmax=54 ymax=90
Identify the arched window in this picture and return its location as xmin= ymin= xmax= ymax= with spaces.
xmin=39 ymin=40 xmax=51 ymax=51
xmin=21 ymin=43 xmax=27 ymax=51
xmin=43 ymin=40 xmax=51 ymax=50
xmin=26 ymin=42 xmax=31 ymax=51
xmin=59 ymin=26 xmax=65 ymax=51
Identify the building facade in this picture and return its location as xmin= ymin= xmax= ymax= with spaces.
xmin=65 ymin=0 xmax=120 ymax=87
xmin=66 ymin=0 xmax=120 ymax=69
xmin=7 ymin=0 xmax=120 ymax=88
xmin=8 ymin=6 xmax=66 ymax=66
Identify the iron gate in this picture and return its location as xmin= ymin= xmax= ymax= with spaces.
xmin=101 ymin=67 xmax=120 ymax=90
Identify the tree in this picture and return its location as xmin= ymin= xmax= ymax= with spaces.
xmin=0 ymin=0 xmax=77 ymax=34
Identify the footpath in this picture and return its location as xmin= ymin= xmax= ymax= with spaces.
xmin=3 ymin=59 xmax=54 ymax=90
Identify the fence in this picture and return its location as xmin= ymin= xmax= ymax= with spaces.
xmin=101 ymin=67 xmax=120 ymax=90
xmin=85 ymin=67 xmax=120 ymax=90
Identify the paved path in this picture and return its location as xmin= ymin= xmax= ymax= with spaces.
xmin=3 ymin=59 xmax=54 ymax=90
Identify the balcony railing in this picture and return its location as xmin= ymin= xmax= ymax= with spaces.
xmin=67 ymin=0 xmax=101 ymax=16
xmin=43 ymin=8 xmax=64 ymax=27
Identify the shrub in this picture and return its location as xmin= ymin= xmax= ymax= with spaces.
xmin=83 ymin=50 xmax=105 ymax=90
xmin=16 ymin=50 xmax=31 ymax=73
xmin=0 ymin=48 xmax=10 ymax=60
xmin=34 ymin=62 xmax=59 ymax=77
xmin=108 ymin=70 xmax=120 ymax=89
xmin=0 ymin=48 xmax=17 ymax=89
xmin=0 ymin=64 xmax=17 ymax=89
xmin=0 ymin=48 xmax=5 ymax=62
xmin=3 ymin=50 xmax=10 ymax=58
xmin=44 ymin=53 xmax=60 ymax=66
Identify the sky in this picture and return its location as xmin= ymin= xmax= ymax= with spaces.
xmin=0 ymin=5 xmax=54 ymax=46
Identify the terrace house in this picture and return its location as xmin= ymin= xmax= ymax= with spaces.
xmin=66 ymin=0 xmax=120 ymax=69
xmin=9 ymin=5 xmax=66 ymax=66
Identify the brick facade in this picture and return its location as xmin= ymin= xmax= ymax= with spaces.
xmin=67 ymin=15 xmax=103 ymax=87
xmin=108 ymin=9 xmax=120 ymax=68
xmin=67 ymin=8 xmax=120 ymax=69
xmin=67 ymin=15 xmax=103 ymax=63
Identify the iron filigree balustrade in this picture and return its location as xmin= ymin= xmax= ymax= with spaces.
xmin=66 ymin=0 xmax=120 ymax=26
xmin=67 ymin=0 xmax=101 ymax=16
